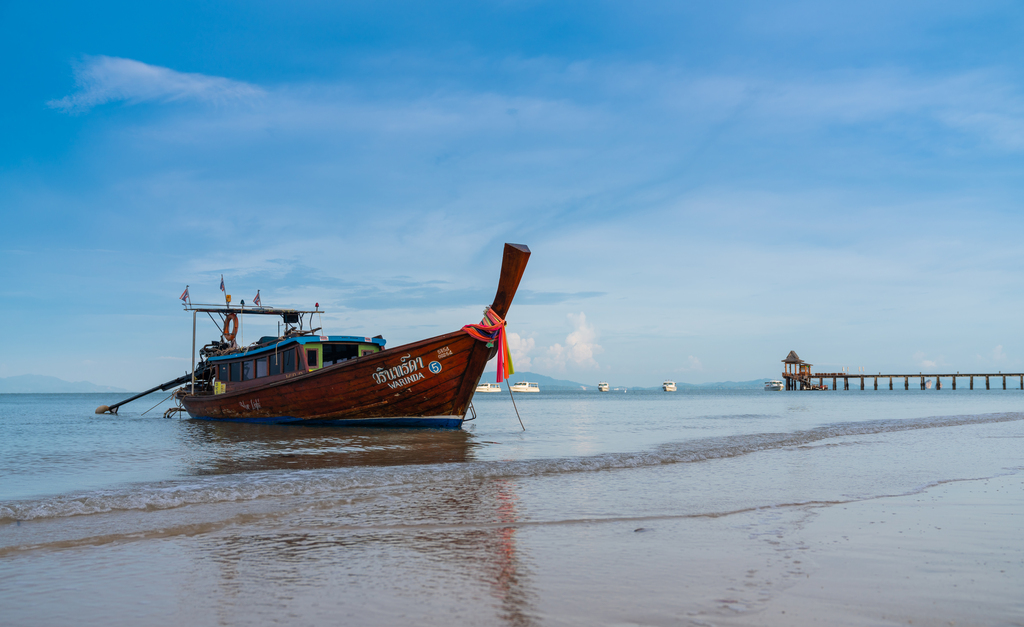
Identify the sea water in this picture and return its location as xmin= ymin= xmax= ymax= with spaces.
xmin=1 ymin=390 xmax=1022 ymax=626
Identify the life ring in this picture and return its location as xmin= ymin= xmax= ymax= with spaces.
xmin=223 ymin=313 xmax=239 ymax=342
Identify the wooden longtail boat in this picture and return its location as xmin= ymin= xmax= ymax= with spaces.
xmin=172 ymin=243 xmax=530 ymax=428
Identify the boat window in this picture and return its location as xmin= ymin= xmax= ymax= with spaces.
xmin=229 ymin=362 xmax=241 ymax=382
xmin=218 ymin=364 xmax=228 ymax=381
xmin=283 ymin=349 xmax=295 ymax=373
xmin=243 ymin=360 xmax=254 ymax=380
xmin=307 ymin=349 xmax=319 ymax=370
xmin=255 ymin=357 xmax=268 ymax=378
xmin=269 ymin=352 xmax=281 ymax=376
xmin=323 ymin=343 xmax=358 ymax=365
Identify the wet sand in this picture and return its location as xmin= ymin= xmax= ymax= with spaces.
xmin=5 ymin=473 xmax=1020 ymax=626
xmin=726 ymin=474 xmax=1024 ymax=627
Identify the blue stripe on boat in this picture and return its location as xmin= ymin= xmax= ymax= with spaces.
xmin=189 ymin=415 xmax=465 ymax=429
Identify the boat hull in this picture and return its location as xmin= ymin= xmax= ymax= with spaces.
xmin=181 ymin=330 xmax=490 ymax=428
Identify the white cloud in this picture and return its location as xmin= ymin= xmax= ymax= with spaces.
xmin=672 ymin=355 xmax=703 ymax=373
xmin=993 ymin=345 xmax=1006 ymax=361
xmin=913 ymin=351 xmax=939 ymax=369
xmin=507 ymin=332 xmax=535 ymax=372
xmin=541 ymin=312 xmax=602 ymax=371
xmin=48 ymin=56 xmax=263 ymax=113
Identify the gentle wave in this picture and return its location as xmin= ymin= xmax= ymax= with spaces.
xmin=2 ymin=411 xmax=1020 ymax=523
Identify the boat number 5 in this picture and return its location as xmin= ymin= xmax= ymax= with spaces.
xmin=428 ymin=361 xmax=442 ymax=374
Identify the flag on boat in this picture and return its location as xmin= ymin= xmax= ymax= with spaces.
xmin=461 ymin=307 xmax=515 ymax=383
xmin=253 ymin=290 xmax=261 ymax=306
xmin=179 ymin=286 xmax=189 ymax=302
xmin=219 ymin=275 xmax=225 ymax=292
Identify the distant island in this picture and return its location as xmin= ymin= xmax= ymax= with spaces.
xmin=0 ymin=375 xmax=129 ymax=394
xmin=492 ymin=371 xmax=770 ymax=390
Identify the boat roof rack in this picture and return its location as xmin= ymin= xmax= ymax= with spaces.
xmin=182 ymin=304 xmax=321 ymax=315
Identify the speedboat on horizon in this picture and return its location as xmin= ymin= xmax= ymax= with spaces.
xmin=510 ymin=381 xmax=540 ymax=393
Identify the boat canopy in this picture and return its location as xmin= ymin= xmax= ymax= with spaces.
xmin=207 ymin=335 xmax=386 ymax=362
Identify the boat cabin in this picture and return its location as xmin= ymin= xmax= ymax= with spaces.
xmin=207 ymin=335 xmax=386 ymax=394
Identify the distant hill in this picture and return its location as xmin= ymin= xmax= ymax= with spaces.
xmin=496 ymin=372 xmax=771 ymax=390
xmin=0 ymin=375 xmax=129 ymax=393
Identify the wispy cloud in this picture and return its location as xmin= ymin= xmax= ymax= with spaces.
xmin=507 ymin=332 xmax=535 ymax=372
xmin=48 ymin=56 xmax=263 ymax=113
xmin=541 ymin=312 xmax=602 ymax=371
xmin=913 ymin=351 xmax=943 ymax=370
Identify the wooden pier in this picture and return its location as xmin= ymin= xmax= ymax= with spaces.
xmin=781 ymin=351 xmax=1024 ymax=391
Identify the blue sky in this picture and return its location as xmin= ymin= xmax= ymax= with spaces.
xmin=2 ymin=1 xmax=1024 ymax=389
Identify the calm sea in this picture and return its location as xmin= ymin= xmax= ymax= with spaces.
xmin=1 ymin=389 xmax=1022 ymax=625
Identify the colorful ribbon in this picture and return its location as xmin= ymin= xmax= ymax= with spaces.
xmin=462 ymin=307 xmax=515 ymax=383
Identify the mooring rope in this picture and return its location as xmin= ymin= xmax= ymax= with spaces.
xmin=141 ymin=390 xmax=177 ymax=416
xmin=463 ymin=307 xmax=524 ymax=430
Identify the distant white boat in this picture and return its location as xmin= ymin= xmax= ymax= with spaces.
xmin=510 ymin=381 xmax=540 ymax=393
xmin=764 ymin=380 xmax=784 ymax=391
xmin=475 ymin=382 xmax=502 ymax=393
xmin=597 ymin=382 xmax=609 ymax=392
xmin=662 ymin=380 xmax=677 ymax=392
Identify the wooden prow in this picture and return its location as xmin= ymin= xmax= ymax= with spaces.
xmin=489 ymin=243 xmax=531 ymax=319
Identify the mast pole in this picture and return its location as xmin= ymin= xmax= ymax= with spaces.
xmin=191 ymin=310 xmax=197 ymax=392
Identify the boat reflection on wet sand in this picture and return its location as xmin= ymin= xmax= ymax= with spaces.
xmin=199 ymin=476 xmax=538 ymax=627
xmin=180 ymin=420 xmax=481 ymax=474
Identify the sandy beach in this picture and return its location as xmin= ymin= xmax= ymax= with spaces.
xmin=728 ymin=473 xmax=1024 ymax=627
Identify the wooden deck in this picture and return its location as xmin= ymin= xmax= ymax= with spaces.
xmin=783 ymin=372 xmax=1024 ymax=390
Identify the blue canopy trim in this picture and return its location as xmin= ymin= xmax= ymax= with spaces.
xmin=208 ymin=335 xmax=386 ymax=362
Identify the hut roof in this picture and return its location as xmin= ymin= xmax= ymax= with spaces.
xmin=782 ymin=350 xmax=803 ymax=364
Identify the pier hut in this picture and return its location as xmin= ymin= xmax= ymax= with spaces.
xmin=781 ymin=351 xmax=813 ymax=390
